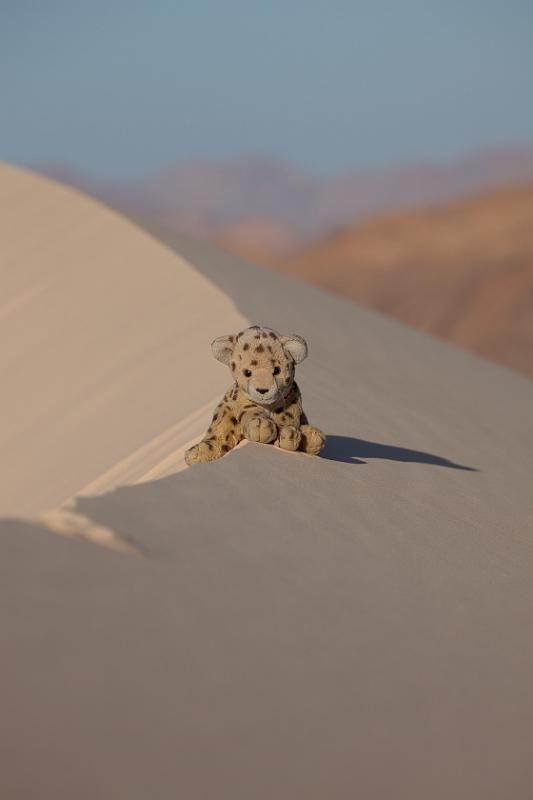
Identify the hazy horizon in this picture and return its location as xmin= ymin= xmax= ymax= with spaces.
xmin=2 ymin=1 xmax=533 ymax=179
xmin=15 ymin=143 xmax=533 ymax=186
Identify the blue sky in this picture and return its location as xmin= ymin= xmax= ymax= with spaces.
xmin=1 ymin=0 xmax=532 ymax=177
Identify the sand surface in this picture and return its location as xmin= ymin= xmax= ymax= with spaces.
xmin=1 ymin=167 xmax=533 ymax=799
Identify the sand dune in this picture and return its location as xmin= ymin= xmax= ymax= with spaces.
xmin=1 ymin=166 xmax=533 ymax=798
xmin=40 ymin=156 xmax=533 ymax=377
xmin=0 ymin=162 xmax=247 ymax=516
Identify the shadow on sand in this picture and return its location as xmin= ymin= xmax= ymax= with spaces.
xmin=320 ymin=435 xmax=477 ymax=471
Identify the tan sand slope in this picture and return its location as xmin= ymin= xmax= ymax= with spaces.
xmin=0 ymin=163 xmax=247 ymax=516
xmin=1 ymin=173 xmax=533 ymax=798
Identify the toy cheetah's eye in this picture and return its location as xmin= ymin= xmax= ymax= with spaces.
xmin=272 ymin=366 xmax=281 ymax=376
xmin=243 ymin=368 xmax=252 ymax=378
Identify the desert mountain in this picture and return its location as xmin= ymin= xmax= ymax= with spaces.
xmin=40 ymin=147 xmax=533 ymax=254
xmin=281 ymin=184 xmax=533 ymax=376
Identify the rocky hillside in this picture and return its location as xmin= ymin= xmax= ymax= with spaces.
xmin=281 ymin=185 xmax=533 ymax=376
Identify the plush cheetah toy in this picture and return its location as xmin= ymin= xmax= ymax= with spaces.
xmin=185 ymin=326 xmax=325 ymax=465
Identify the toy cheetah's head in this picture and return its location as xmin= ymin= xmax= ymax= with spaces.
xmin=212 ymin=325 xmax=307 ymax=406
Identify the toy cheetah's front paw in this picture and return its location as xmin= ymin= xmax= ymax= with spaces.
xmin=242 ymin=416 xmax=277 ymax=444
xmin=277 ymin=425 xmax=302 ymax=451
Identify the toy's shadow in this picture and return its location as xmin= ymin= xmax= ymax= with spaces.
xmin=320 ymin=435 xmax=477 ymax=471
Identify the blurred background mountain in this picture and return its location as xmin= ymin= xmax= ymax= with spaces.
xmin=3 ymin=1 xmax=533 ymax=375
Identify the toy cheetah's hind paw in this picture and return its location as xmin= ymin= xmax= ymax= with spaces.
xmin=299 ymin=425 xmax=326 ymax=456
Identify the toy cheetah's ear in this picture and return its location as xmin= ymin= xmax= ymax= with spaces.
xmin=280 ymin=334 xmax=308 ymax=364
xmin=211 ymin=334 xmax=235 ymax=365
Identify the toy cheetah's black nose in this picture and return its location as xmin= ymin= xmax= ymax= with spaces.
xmin=256 ymin=387 xmax=269 ymax=394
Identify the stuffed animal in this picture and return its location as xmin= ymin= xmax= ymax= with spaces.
xmin=185 ymin=325 xmax=325 ymax=465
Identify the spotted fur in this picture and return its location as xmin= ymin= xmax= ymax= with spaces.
xmin=185 ymin=326 xmax=325 ymax=465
